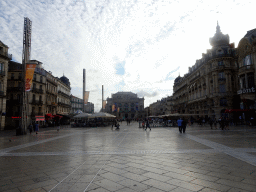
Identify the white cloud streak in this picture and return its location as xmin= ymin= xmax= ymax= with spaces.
xmin=1 ymin=0 xmax=256 ymax=111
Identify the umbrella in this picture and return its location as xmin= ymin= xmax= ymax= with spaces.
xmin=74 ymin=113 xmax=92 ymax=118
xmin=88 ymin=112 xmax=116 ymax=118
xmin=74 ymin=110 xmax=83 ymax=114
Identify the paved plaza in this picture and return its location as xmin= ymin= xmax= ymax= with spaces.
xmin=0 ymin=122 xmax=256 ymax=192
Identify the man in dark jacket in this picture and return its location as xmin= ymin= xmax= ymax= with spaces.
xmin=181 ymin=119 xmax=187 ymax=133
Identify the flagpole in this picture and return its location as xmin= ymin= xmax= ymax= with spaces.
xmin=83 ymin=69 xmax=85 ymax=113
xmin=102 ymin=85 xmax=104 ymax=112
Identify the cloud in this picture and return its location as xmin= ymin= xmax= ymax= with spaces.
xmin=137 ymin=90 xmax=158 ymax=98
xmin=1 ymin=0 xmax=256 ymax=111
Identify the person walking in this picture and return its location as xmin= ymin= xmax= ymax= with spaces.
xmin=145 ymin=119 xmax=151 ymax=131
xmin=209 ymin=118 xmax=213 ymax=129
xmin=34 ymin=122 xmax=39 ymax=134
xmin=28 ymin=123 xmax=33 ymax=134
xmin=181 ymin=119 xmax=187 ymax=133
xmin=177 ymin=118 xmax=183 ymax=133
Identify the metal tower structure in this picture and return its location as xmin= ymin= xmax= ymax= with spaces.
xmin=20 ymin=17 xmax=32 ymax=134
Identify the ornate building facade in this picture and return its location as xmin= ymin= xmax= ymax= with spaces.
xmin=45 ymin=71 xmax=58 ymax=115
xmin=236 ymin=29 xmax=256 ymax=114
xmin=57 ymin=76 xmax=71 ymax=115
xmin=105 ymin=92 xmax=145 ymax=119
xmin=173 ymin=23 xmax=238 ymax=119
xmin=0 ymin=41 xmax=12 ymax=130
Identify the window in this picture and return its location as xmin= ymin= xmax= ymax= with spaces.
xmin=219 ymin=72 xmax=225 ymax=79
xmin=33 ymin=74 xmax=36 ymax=80
xmin=244 ymin=55 xmax=252 ymax=66
xmin=240 ymin=75 xmax=246 ymax=89
xmin=18 ymin=73 xmax=22 ymax=79
xmin=218 ymin=61 xmax=224 ymax=66
xmin=40 ymin=76 xmax=43 ymax=83
xmin=0 ymin=63 xmax=4 ymax=73
xmin=40 ymin=85 xmax=42 ymax=90
xmin=219 ymin=84 xmax=226 ymax=93
xmin=248 ymin=73 xmax=255 ymax=88
xmin=11 ymin=73 xmax=14 ymax=79
xmin=220 ymin=98 xmax=227 ymax=106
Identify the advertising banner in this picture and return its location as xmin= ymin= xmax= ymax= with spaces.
xmin=25 ymin=64 xmax=36 ymax=91
xmin=84 ymin=91 xmax=89 ymax=104
xmin=112 ymin=104 xmax=115 ymax=112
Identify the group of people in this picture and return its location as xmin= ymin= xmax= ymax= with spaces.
xmin=177 ymin=118 xmax=187 ymax=133
xmin=27 ymin=122 xmax=39 ymax=134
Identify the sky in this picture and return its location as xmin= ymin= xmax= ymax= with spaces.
xmin=1 ymin=0 xmax=256 ymax=112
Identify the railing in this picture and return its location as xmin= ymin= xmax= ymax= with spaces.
xmin=58 ymin=102 xmax=71 ymax=108
xmin=0 ymin=50 xmax=12 ymax=60
xmin=31 ymin=99 xmax=43 ymax=105
xmin=218 ymin=78 xmax=226 ymax=82
xmin=58 ymin=90 xmax=70 ymax=98
xmin=7 ymin=87 xmax=23 ymax=91
xmin=47 ymin=78 xmax=57 ymax=85
xmin=239 ymin=65 xmax=254 ymax=73
xmin=32 ymin=87 xmax=44 ymax=94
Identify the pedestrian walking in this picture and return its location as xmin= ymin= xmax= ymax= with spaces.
xmin=213 ymin=118 xmax=217 ymax=129
xmin=177 ymin=118 xmax=183 ymax=133
xmin=209 ymin=118 xmax=213 ymax=129
xmin=28 ymin=123 xmax=33 ymax=134
xmin=181 ymin=119 xmax=187 ymax=133
xmin=145 ymin=119 xmax=151 ymax=131
xmin=34 ymin=122 xmax=39 ymax=134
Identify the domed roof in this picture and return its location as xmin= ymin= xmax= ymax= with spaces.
xmin=60 ymin=75 xmax=70 ymax=86
xmin=174 ymin=75 xmax=181 ymax=83
xmin=209 ymin=22 xmax=230 ymax=48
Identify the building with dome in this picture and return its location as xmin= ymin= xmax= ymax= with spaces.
xmin=173 ymin=22 xmax=237 ymax=119
xmin=105 ymin=91 xmax=145 ymax=119
xmin=57 ymin=75 xmax=71 ymax=115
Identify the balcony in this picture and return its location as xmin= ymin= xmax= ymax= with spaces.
xmin=46 ymin=89 xmax=57 ymax=95
xmin=7 ymin=99 xmax=22 ymax=105
xmin=58 ymin=102 xmax=71 ymax=108
xmin=47 ymin=78 xmax=57 ymax=85
xmin=218 ymin=78 xmax=226 ymax=82
xmin=32 ymin=87 xmax=44 ymax=94
xmin=7 ymin=87 xmax=23 ymax=92
xmin=31 ymin=99 xmax=43 ymax=105
xmin=238 ymin=65 xmax=254 ymax=75
xmin=33 ymin=78 xmax=46 ymax=84
xmin=0 ymin=50 xmax=12 ymax=60
xmin=58 ymin=90 xmax=70 ymax=98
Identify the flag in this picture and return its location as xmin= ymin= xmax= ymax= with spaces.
xmin=112 ymin=104 xmax=115 ymax=112
xmin=25 ymin=64 xmax=36 ymax=91
xmin=117 ymin=107 xmax=120 ymax=113
xmin=84 ymin=91 xmax=89 ymax=104
xmin=103 ymin=100 xmax=107 ymax=109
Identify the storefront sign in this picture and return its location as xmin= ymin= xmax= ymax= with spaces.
xmin=237 ymin=87 xmax=255 ymax=95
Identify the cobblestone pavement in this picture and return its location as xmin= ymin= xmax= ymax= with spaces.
xmin=0 ymin=123 xmax=256 ymax=192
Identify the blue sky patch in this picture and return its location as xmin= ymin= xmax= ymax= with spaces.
xmin=115 ymin=61 xmax=125 ymax=75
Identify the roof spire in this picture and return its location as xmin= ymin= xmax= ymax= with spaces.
xmin=216 ymin=21 xmax=221 ymax=34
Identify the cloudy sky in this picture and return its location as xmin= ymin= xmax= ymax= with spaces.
xmin=1 ymin=0 xmax=255 ymax=112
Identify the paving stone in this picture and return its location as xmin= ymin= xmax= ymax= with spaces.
xmin=166 ymin=178 xmax=204 ymax=191
xmin=142 ymin=178 xmax=177 ymax=191
xmin=93 ymin=178 xmax=125 ymax=191
xmin=118 ymin=178 xmax=150 ymax=191
xmin=0 ymin=125 xmax=256 ymax=192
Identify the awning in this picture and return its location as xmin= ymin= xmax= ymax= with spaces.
xmin=36 ymin=116 xmax=45 ymax=121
